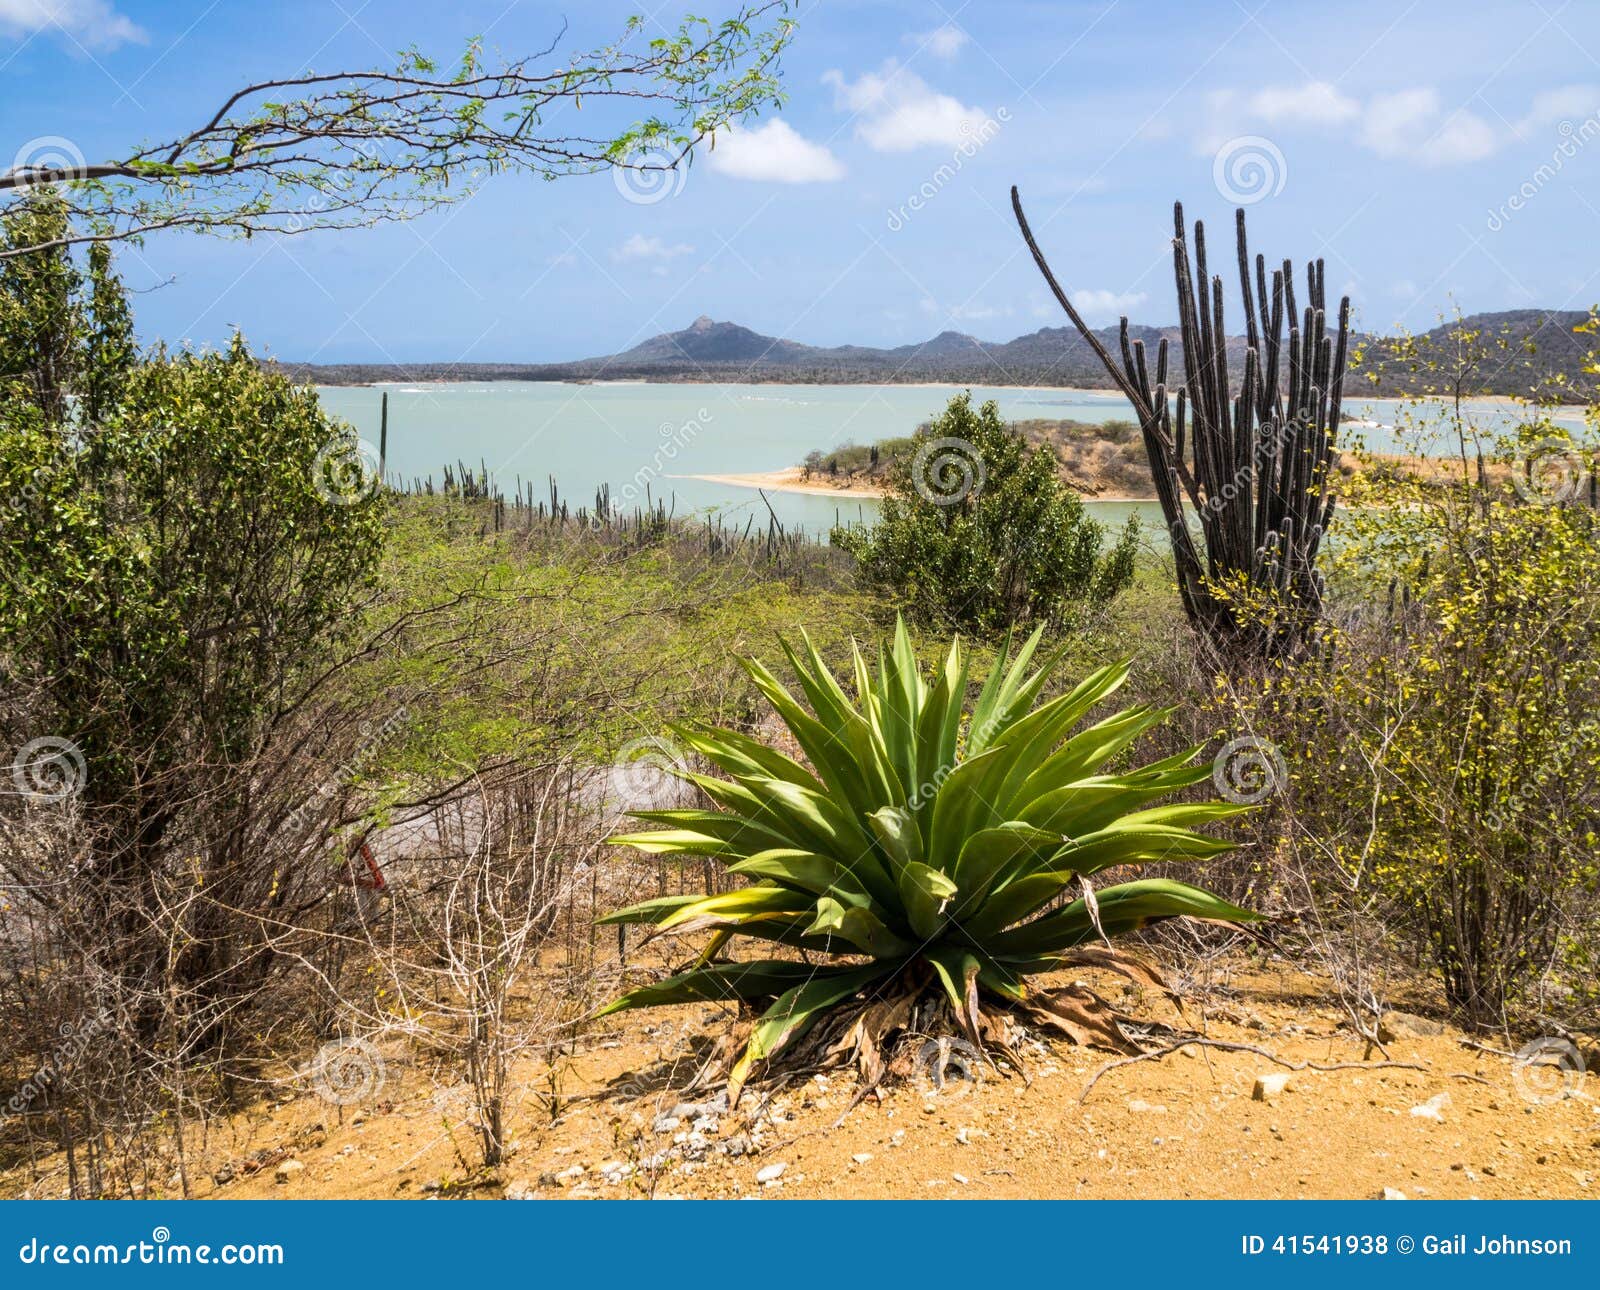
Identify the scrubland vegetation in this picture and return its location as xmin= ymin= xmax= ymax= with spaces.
xmin=1 ymin=188 xmax=1598 ymax=1199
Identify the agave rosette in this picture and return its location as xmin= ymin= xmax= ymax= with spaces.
xmin=599 ymin=620 xmax=1260 ymax=1088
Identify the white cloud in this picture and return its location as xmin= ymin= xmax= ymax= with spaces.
xmin=1071 ymin=289 xmax=1148 ymax=318
xmin=1360 ymin=89 xmax=1496 ymax=164
xmin=611 ymin=234 xmax=694 ymax=263
xmin=1247 ymin=82 xmax=1360 ymax=125
xmin=1517 ymin=84 xmax=1600 ymax=132
xmin=0 ymin=0 xmax=144 ymax=48
xmin=913 ymin=23 xmax=968 ymax=59
xmin=824 ymin=61 xmax=991 ymax=151
xmin=705 ymin=118 xmax=845 ymax=183
xmin=1202 ymin=81 xmax=1502 ymax=166
xmin=948 ymin=303 xmax=1010 ymax=321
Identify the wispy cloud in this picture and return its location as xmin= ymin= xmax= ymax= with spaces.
xmin=911 ymin=23 xmax=968 ymax=60
xmin=0 ymin=0 xmax=145 ymax=48
xmin=1072 ymin=289 xmax=1148 ymax=319
xmin=611 ymin=234 xmax=695 ymax=264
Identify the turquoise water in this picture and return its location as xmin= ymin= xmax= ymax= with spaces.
xmin=314 ymin=381 xmax=1581 ymax=537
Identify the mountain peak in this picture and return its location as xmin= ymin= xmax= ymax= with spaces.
xmin=688 ymin=315 xmax=717 ymax=333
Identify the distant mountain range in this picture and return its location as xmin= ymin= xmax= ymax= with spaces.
xmin=273 ymin=309 xmax=1595 ymax=397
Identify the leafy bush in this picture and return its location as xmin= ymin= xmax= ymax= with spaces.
xmin=0 ymin=320 xmax=387 ymax=1048
xmin=831 ymin=393 xmax=1138 ymax=633
xmin=599 ymin=619 xmax=1258 ymax=1095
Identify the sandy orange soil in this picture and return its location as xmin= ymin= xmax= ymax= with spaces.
xmin=9 ymin=962 xmax=1588 ymax=1202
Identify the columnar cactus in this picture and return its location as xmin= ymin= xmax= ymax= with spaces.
xmin=1012 ymin=189 xmax=1351 ymax=657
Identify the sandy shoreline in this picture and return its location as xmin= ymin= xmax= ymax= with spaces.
xmin=674 ymin=468 xmax=1154 ymax=504
xmin=672 ymin=469 xmax=888 ymax=499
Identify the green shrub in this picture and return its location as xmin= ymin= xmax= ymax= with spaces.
xmin=832 ymin=393 xmax=1137 ymax=633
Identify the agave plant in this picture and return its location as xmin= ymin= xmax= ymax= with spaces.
xmin=600 ymin=620 xmax=1260 ymax=1096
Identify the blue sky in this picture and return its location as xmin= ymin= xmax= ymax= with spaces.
xmin=3 ymin=0 xmax=1599 ymax=364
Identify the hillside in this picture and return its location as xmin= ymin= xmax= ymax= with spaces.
xmin=272 ymin=309 xmax=1595 ymax=397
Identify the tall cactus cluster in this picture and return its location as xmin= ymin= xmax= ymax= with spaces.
xmin=1012 ymin=189 xmax=1351 ymax=658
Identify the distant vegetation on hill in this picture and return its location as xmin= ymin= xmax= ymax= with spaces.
xmin=273 ymin=309 xmax=1597 ymax=398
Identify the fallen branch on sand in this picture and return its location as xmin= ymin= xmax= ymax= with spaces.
xmin=1077 ymin=1037 xmax=1427 ymax=1103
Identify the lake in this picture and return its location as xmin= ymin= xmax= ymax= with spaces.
xmin=315 ymin=381 xmax=1582 ymax=536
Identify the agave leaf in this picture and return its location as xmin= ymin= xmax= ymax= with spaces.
xmin=897 ymin=860 xmax=958 ymax=940
xmin=726 ymin=848 xmax=867 ymax=900
xmin=1013 ymin=704 xmax=1174 ymax=805
xmin=1049 ymin=824 xmax=1239 ymax=877
xmin=738 ymin=655 xmax=878 ymax=818
xmin=925 ymin=945 xmax=986 ymax=1049
xmin=867 ymin=804 xmax=924 ymax=871
xmin=655 ymin=885 xmax=814 ymax=933
xmin=949 ymin=823 xmax=1067 ymax=916
xmin=807 ymin=896 xmax=915 ymax=957
xmin=597 ymin=893 xmax=705 ymax=926
xmin=614 ymin=808 xmax=792 ymax=857
xmin=690 ymin=773 xmax=875 ymax=859
xmin=991 ymin=878 xmax=1264 ymax=958
xmin=910 ymin=635 xmax=969 ymax=822
xmin=1027 ymin=983 xmax=1136 ymax=1051
xmin=987 ymin=660 xmax=1132 ymax=810
xmin=669 ymin=722 xmax=824 ymax=794
xmin=924 ymin=743 xmax=1015 ymax=872
xmin=728 ymin=964 xmax=889 ymax=1099
xmin=595 ymin=960 xmax=841 ymax=1017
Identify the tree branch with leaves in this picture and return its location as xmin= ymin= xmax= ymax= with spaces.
xmin=0 ymin=4 xmax=795 ymax=257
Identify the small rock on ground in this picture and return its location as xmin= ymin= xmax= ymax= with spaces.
xmin=1252 ymin=1073 xmax=1292 ymax=1101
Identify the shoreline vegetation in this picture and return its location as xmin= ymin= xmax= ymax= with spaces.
xmin=703 ymin=416 xmax=1529 ymax=503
